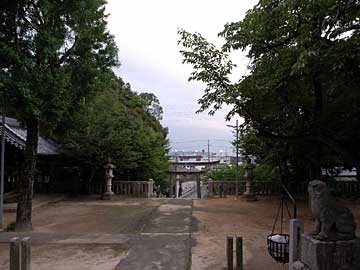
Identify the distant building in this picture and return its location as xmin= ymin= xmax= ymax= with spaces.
xmin=169 ymin=153 xmax=204 ymax=162
xmin=322 ymin=168 xmax=357 ymax=181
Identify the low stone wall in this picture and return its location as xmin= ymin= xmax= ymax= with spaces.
xmin=207 ymin=180 xmax=360 ymax=198
xmin=89 ymin=180 xmax=154 ymax=197
xmin=207 ymin=180 xmax=282 ymax=197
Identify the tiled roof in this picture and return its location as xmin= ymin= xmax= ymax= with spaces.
xmin=0 ymin=117 xmax=60 ymax=155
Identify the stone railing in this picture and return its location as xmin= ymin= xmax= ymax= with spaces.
xmin=334 ymin=181 xmax=360 ymax=195
xmin=207 ymin=180 xmax=282 ymax=197
xmin=207 ymin=180 xmax=245 ymax=197
xmin=89 ymin=180 xmax=154 ymax=197
xmin=290 ymin=180 xmax=360 ymax=197
xmin=207 ymin=180 xmax=360 ymax=198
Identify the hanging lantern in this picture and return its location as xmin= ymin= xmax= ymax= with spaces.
xmin=267 ymin=185 xmax=297 ymax=264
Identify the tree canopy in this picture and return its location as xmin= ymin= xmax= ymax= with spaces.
xmin=178 ymin=0 xmax=360 ymax=181
xmin=61 ymin=73 xmax=169 ymax=186
xmin=1 ymin=0 xmax=118 ymax=229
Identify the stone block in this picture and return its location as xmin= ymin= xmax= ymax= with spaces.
xmin=10 ymin=237 xmax=21 ymax=270
xmin=292 ymin=261 xmax=310 ymax=270
xmin=101 ymin=191 xmax=113 ymax=200
xmin=300 ymin=234 xmax=360 ymax=270
xmin=21 ymin=237 xmax=31 ymax=270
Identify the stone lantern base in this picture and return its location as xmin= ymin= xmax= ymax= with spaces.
xmin=101 ymin=191 xmax=114 ymax=200
xmin=240 ymin=193 xmax=257 ymax=201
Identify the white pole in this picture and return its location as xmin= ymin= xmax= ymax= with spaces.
xmin=289 ymin=219 xmax=304 ymax=270
xmin=0 ymin=111 xmax=5 ymax=229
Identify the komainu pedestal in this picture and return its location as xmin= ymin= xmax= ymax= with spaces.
xmin=290 ymin=180 xmax=359 ymax=270
xmin=300 ymin=234 xmax=360 ymax=270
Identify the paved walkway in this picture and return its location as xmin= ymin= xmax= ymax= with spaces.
xmin=116 ymin=199 xmax=192 ymax=270
xmin=0 ymin=199 xmax=193 ymax=270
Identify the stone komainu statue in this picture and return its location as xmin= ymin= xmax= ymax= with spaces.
xmin=308 ymin=180 xmax=356 ymax=241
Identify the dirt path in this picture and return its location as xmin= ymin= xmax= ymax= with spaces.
xmin=191 ymin=196 xmax=360 ymax=270
xmin=1 ymin=198 xmax=146 ymax=270
xmin=0 ymin=198 xmax=193 ymax=270
xmin=0 ymin=243 xmax=127 ymax=270
xmin=1 ymin=196 xmax=359 ymax=270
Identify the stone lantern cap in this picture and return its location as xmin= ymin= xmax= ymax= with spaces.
xmin=104 ymin=157 xmax=116 ymax=169
xmin=244 ymin=157 xmax=254 ymax=169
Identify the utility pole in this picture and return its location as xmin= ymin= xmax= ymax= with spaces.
xmin=208 ymin=139 xmax=210 ymax=162
xmin=235 ymin=120 xmax=239 ymax=200
xmin=227 ymin=120 xmax=239 ymax=199
xmin=0 ymin=108 xmax=5 ymax=229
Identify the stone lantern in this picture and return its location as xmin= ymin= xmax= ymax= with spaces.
xmin=102 ymin=157 xmax=115 ymax=200
xmin=241 ymin=157 xmax=257 ymax=201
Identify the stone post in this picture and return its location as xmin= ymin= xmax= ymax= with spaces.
xmin=21 ymin=237 xmax=31 ymax=270
xmin=227 ymin=235 xmax=233 ymax=270
xmin=208 ymin=181 xmax=214 ymax=198
xmin=176 ymin=180 xmax=179 ymax=198
xmin=289 ymin=219 xmax=304 ymax=270
xmin=236 ymin=236 xmax=243 ymax=270
xmin=241 ymin=158 xmax=257 ymax=201
xmin=10 ymin=237 xmax=21 ymax=270
xmin=148 ymin=179 xmax=154 ymax=198
xmin=169 ymin=176 xmax=174 ymax=198
xmin=197 ymin=175 xmax=201 ymax=199
xmin=102 ymin=158 xmax=115 ymax=200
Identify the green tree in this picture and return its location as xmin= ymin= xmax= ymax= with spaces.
xmin=0 ymin=0 xmax=118 ymax=229
xmin=62 ymin=74 xmax=169 ymax=188
xmin=178 ymin=0 xmax=360 ymax=181
xmin=139 ymin=92 xmax=164 ymax=121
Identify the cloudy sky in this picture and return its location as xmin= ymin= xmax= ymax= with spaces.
xmin=106 ymin=0 xmax=258 ymax=153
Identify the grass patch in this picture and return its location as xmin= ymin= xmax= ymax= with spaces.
xmin=5 ymin=221 xmax=16 ymax=231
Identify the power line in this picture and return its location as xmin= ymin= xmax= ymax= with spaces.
xmin=212 ymin=139 xmax=232 ymax=142
xmin=171 ymin=138 xmax=232 ymax=144
xmin=170 ymin=144 xmax=232 ymax=148
xmin=171 ymin=140 xmax=209 ymax=144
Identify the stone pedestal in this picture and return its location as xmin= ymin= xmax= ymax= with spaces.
xmin=101 ymin=189 xmax=113 ymax=200
xmin=300 ymin=234 xmax=360 ymax=270
xmin=101 ymin=159 xmax=115 ymax=200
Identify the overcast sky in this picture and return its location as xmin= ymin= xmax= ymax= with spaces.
xmin=106 ymin=0 xmax=258 ymax=153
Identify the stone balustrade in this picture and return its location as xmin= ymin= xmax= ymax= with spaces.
xmin=207 ymin=180 xmax=360 ymax=198
xmin=89 ymin=180 xmax=154 ymax=197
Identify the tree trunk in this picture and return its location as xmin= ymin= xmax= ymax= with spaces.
xmin=311 ymin=65 xmax=322 ymax=181
xmin=15 ymin=117 xmax=39 ymax=231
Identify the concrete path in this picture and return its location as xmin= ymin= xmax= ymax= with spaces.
xmin=116 ymin=199 xmax=192 ymax=270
